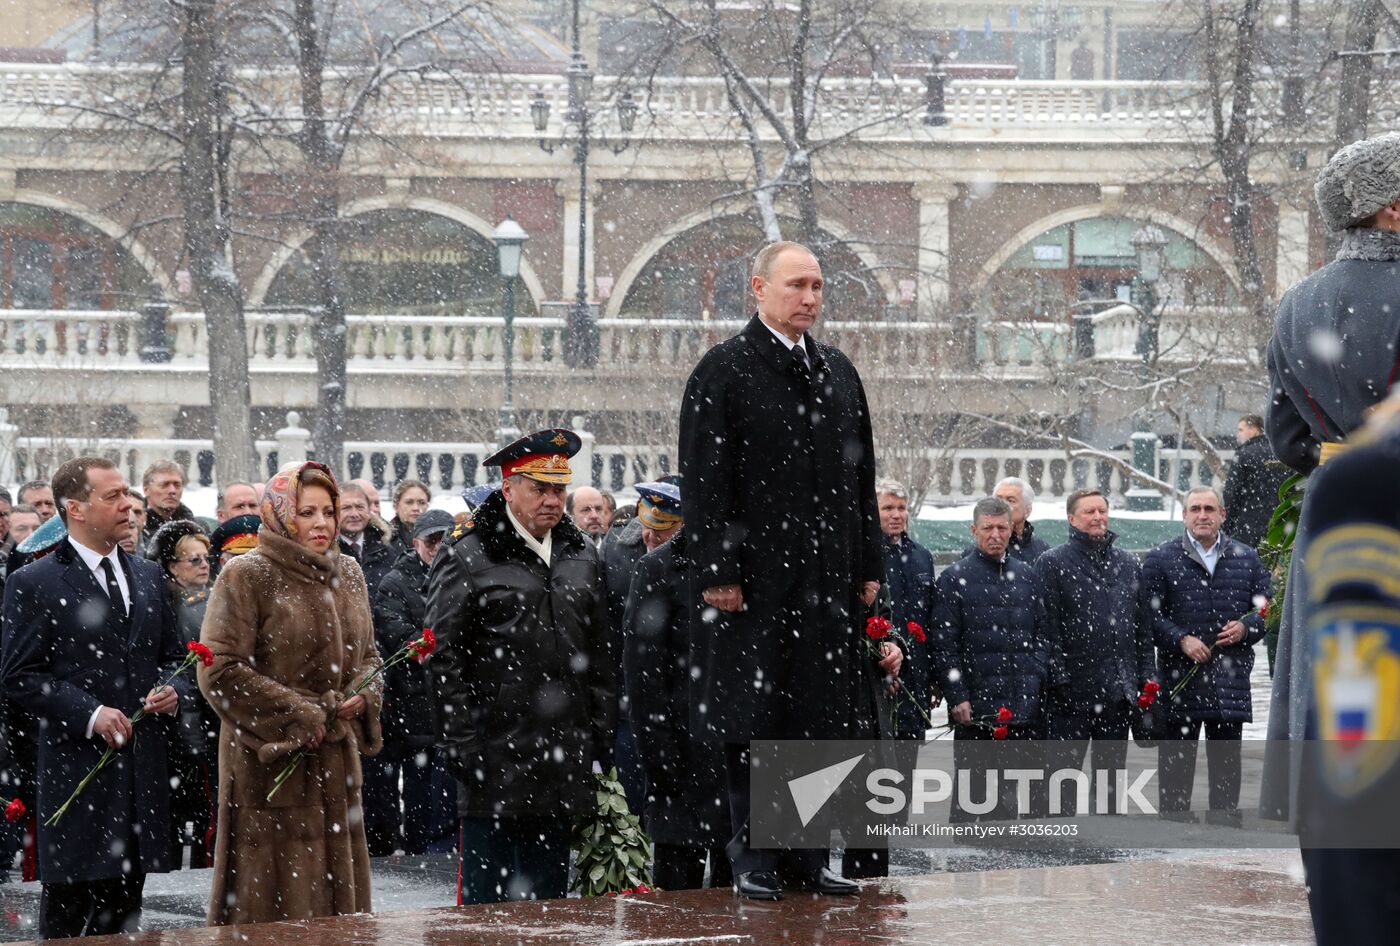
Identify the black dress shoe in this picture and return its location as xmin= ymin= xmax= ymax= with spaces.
xmin=734 ymin=870 xmax=784 ymax=900
xmin=786 ymin=867 xmax=859 ymax=895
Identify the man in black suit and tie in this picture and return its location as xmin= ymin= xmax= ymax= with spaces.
xmin=1 ymin=457 xmax=186 ymax=938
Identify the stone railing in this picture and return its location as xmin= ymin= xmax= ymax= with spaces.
xmin=1084 ymin=303 xmax=1259 ymax=364
xmin=5 ymin=416 xmax=1232 ymax=508
xmin=0 ymin=306 xmax=1257 ymax=381
xmin=916 ymin=444 xmax=1234 ymax=507
xmin=0 ymin=63 xmax=1280 ymax=141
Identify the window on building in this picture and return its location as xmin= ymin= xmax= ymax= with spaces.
xmin=983 ymin=216 xmax=1234 ymax=321
xmin=0 ymin=203 xmax=153 ymax=310
xmin=264 ymin=209 xmax=505 ymax=315
xmin=1115 ymin=30 xmax=1199 ymax=80
xmin=617 ymin=215 xmax=881 ymax=321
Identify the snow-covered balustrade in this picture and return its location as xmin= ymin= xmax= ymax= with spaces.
xmin=1087 ymin=304 xmax=1259 ymax=364
xmin=0 ymin=309 xmax=147 ymax=362
xmin=0 ymin=63 xmax=1234 ymax=139
xmin=919 ymin=445 xmax=1236 ymax=507
xmin=0 ymin=307 xmax=1256 ymax=383
xmin=975 ymin=320 xmax=1071 ymax=369
xmin=11 ymin=433 xmax=1234 ymax=509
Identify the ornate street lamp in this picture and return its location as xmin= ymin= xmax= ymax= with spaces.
xmin=1125 ymin=221 xmax=1169 ymax=511
xmin=530 ymin=0 xmax=636 ymax=368
xmin=491 ymin=216 xmax=529 ymax=443
xmin=1028 ymin=1 xmax=1083 ymax=78
xmin=1130 ymin=223 xmax=1168 ymax=364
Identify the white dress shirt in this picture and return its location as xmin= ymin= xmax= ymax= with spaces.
xmin=505 ymin=502 xmax=552 ymax=566
xmin=761 ymin=318 xmax=811 ymax=366
xmin=1189 ymin=533 xmax=1222 ymax=577
xmin=67 ymin=536 xmax=132 ymax=739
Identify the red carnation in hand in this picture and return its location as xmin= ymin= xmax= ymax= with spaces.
xmin=1143 ymin=680 xmax=1161 ymax=696
xmin=1137 ymin=692 xmax=1155 ymax=709
xmin=187 ymin=641 xmax=214 ymax=667
xmin=992 ymin=725 xmax=1009 ymax=740
xmin=865 ymin=616 xmax=892 ymax=640
xmin=907 ymin=621 xmax=927 ymax=644
xmin=3 ymin=798 xmax=24 ymax=823
xmin=410 ymin=628 xmax=437 ymax=662
xmin=996 ymin=706 xmax=1013 ymax=723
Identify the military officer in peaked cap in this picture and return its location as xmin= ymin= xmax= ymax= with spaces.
xmin=425 ymin=428 xmax=615 ymax=904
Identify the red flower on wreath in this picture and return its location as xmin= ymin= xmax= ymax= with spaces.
xmin=3 ymin=798 xmax=24 ymax=823
xmin=907 ymin=621 xmax=927 ymax=644
xmin=992 ymin=725 xmax=1009 ymax=740
xmin=996 ymin=706 xmax=1013 ymax=723
xmin=1259 ymin=602 xmax=1269 ymax=620
xmin=864 ymin=616 xmax=892 ymax=641
xmin=1143 ymin=680 xmax=1161 ymax=696
xmin=1137 ymin=692 xmax=1155 ymax=709
xmin=187 ymin=641 xmax=214 ymax=667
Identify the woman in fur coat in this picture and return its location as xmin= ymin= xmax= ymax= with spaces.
xmin=197 ymin=461 xmax=383 ymax=925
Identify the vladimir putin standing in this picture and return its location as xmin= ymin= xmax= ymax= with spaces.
xmin=679 ymin=241 xmax=897 ymax=900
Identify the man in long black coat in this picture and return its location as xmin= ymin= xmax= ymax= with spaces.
xmin=622 ymin=482 xmax=730 ymax=891
xmin=1 ymin=458 xmax=187 ymax=938
xmin=678 ymin=241 xmax=896 ymax=900
xmin=1222 ymin=414 xmax=1288 ymax=550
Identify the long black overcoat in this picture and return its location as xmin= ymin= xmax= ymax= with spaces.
xmin=622 ymin=533 xmax=728 ymax=847
xmin=678 ymin=315 xmax=883 ymax=741
xmin=0 ymin=541 xmax=187 ymax=883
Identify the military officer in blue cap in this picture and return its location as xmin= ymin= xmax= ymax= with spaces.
xmin=623 ymin=480 xmax=731 ymax=890
xmin=425 ymin=428 xmax=615 ymax=904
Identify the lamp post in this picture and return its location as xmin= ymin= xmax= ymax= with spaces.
xmin=492 ymin=216 xmax=529 ymax=444
xmin=1125 ymin=221 xmax=1169 ymax=511
xmin=1029 ymin=1 xmax=1083 ymax=78
xmin=529 ymin=0 xmax=637 ymax=368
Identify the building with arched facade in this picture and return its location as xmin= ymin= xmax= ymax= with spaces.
xmin=0 ymin=0 xmax=1345 ymax=470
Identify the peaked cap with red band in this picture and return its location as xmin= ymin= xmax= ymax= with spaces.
xmin=484 ymin=428 xmax=582 ymax=484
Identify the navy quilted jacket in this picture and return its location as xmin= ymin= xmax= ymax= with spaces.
xmin=1141 ymin=534 xmax=1272 ymax=722
xmin=932 ymin=549 xmax=1052 ymax=725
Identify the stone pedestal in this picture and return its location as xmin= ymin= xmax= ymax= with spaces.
xmin=1125 ymin=430 xmax=1163 ymax=511
xmin=275 ymin=411 xmax=311 ymax=467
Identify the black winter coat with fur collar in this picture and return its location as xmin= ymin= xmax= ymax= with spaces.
xmin=424 ymin=489 xmax=615 ymax=818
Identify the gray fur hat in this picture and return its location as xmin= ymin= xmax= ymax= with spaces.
xmin=1315 ymin=132 xmax=1400 ymax=232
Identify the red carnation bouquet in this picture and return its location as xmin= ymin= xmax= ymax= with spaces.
xmin=865 ymin=616 xmax=937 ymax=732
xmin=267 ymin=628 xmax=435 ymax=801
xmin=0 ymin=797 xmax=24 ymax=824
xmin=935 ymin=703 xmax=1016 ymax=740
xmin=47 ymin=640 xmax=214 ymax=826
xmin=1169 ymin=600 xmax=1268 ymax=702
xmin=1137 ymin=680 xmax=1162 ymax=709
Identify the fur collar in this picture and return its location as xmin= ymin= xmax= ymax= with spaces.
xmin=1336 ymin=227 xmax=1400 ymax=262
xmin=472 ymin=488 xmax=587 ymax=564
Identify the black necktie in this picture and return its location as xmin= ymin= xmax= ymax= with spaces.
xmin=794 ymin=343 xmax=811 ymax=375
xmin=100 ymin=558 xmax=128 ymax=620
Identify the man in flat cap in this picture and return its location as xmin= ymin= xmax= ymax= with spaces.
xmin=679 ymin=240 xmax=899 ymax=900
xmin=1263 ymin=132 xmax=1400 ymax=826
xmin=425 ymin=428 xmax=615 ymax=904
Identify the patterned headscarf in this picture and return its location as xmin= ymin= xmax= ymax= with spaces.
xmin=261 ymin=461 xmax=340 ymax=541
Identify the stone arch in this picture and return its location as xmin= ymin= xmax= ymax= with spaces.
xmin=8 ymin=189 xmax=174 ymax=301
xmin=248 ymin=195 xmax=546 ymax=310
xmin=605 ymin=202 xmax=900 ymax=319
xmin=969 ymin=203 xmax=1243 ymax=299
